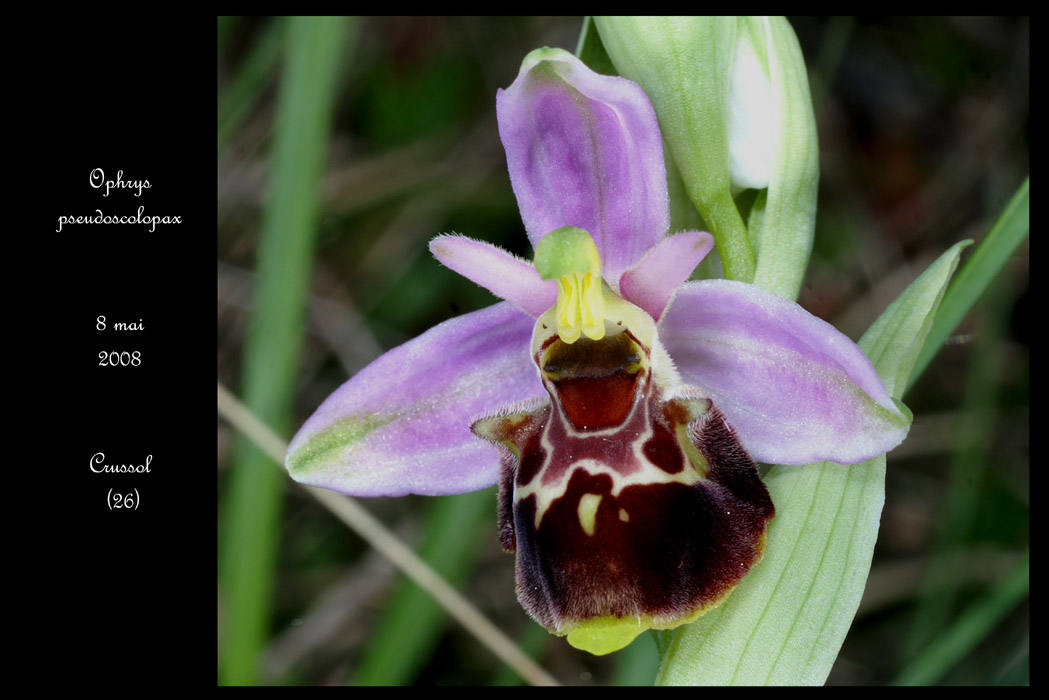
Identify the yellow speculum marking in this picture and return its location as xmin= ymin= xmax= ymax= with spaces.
xmin=577 ymin=493 xmax=602 ymax=536
xmin=534 ymin=226 xmax=605 ymax=344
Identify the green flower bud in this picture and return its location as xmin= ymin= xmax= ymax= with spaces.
xmin=593 ymin=16 xmax=819 ymax=302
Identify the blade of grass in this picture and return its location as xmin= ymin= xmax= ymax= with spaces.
xmin=905 ymin=274 xmax=1011 ymax=657
xmin=219 ymin=16 xmax=352 ymax=685
xmin=908 ymin=176 xmax=1029 ymax=389
xmin=893 ymin=552 xmax=1029 ymax=686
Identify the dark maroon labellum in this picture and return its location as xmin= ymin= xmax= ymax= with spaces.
xmin=473 ymin=328 xmax=774 ymax=652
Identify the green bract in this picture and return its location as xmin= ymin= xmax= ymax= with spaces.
xmin=593 ymin=16 xmax=819 ymax=302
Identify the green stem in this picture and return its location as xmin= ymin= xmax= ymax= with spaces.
xmin=704 ymin=190 xmax=757 ymax=284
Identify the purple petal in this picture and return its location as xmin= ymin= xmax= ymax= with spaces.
xmin=429 ymin=234 xmax=556 ymax=317
xmin=497 ymin=48 xmax=669 ymax=283
xmin=660 ymin=280 xmax=909 ymax=465
xmin=619 ymin=231 xmax=714 ymax=321
xmin=286 ymin=302 xmax=543 ymax=496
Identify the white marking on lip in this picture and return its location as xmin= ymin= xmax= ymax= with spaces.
xmin=517 ymin=391 xmax=699 ymax=529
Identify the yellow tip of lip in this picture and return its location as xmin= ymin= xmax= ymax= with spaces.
xmin=565 ymin=617 xmax=647 ymax=655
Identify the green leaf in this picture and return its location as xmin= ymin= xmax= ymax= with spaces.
xmin=861 ymin=240 xmax=972 ymax=396
xmin=908 ymin=176 xmax=1030 ymax=388
xmin=656 ymin=241 xmax=968 ymax=685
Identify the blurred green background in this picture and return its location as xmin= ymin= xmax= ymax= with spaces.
xmin=217 ymin=16 xmax=1029 ymax=685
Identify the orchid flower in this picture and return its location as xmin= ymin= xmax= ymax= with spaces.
xmin=285 ymin=48 xmax=910 ymax=656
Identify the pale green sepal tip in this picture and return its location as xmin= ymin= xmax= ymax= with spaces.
xmin=285 ymin=414 xmax=392 ymax=478
xmin=533 ymin=226 xmax=600 ymax=280
xmin=565 ymin=617 xmax=648 ymax=656
xmin=524 ymin=46 xmax=567 ymax=63
xmin=521 ymin=46 xmax=572 ymax=75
